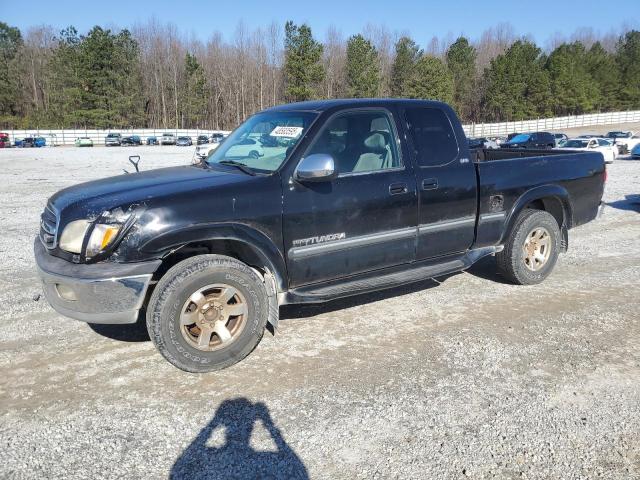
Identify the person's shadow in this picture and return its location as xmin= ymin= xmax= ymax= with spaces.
xmin=170 ymin=398 xmax=308 ymax=480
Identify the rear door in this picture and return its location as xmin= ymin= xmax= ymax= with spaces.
xmin=402 ymin=106 xmax=478 ymax=260
xmin=282 ymin=108 xmax=418 ymax=288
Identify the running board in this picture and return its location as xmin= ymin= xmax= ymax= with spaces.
xmin=280 ymin=246 xmax=501 ymax=305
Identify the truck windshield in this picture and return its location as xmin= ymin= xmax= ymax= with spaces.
xmin=206 ymin=111 xmax=318 ymax=173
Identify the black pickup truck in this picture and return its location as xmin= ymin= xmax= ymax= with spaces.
xmin=35 ymin=99 xmax=606 ymax=372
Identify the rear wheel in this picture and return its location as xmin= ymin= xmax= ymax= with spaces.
xmin=146 ymin=254 xmax=269 ymax=373
xmin=496 ymin=210 xmax=560 ymax=285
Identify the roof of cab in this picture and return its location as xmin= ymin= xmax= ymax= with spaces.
xmin=263 ymin=98 xmax=450 ymax=113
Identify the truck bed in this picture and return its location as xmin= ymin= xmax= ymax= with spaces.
xmin=471 ymin=148 xmax=606 ymax=250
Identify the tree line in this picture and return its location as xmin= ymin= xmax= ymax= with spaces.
xmin=1 ymin=20 xmax=639 ymax=130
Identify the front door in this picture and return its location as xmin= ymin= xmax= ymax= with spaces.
xmin=402 ymin=106 xmax=478 ymax=260
xmin=282 ymin=108 xmax=418 ymax=288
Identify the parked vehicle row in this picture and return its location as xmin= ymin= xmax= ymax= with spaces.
xmin=101 ymin=132 xmax=225 ymax=147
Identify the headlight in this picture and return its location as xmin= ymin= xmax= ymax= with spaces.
xmin=86 ymin=224 xmax=121 ymax=259
xmin=59 ymin=220 xmax=90 ymax=253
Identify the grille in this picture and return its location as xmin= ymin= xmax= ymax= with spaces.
xmin=39 ymin=204 xmax=59 ymax=249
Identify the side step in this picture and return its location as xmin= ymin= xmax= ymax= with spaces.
xmin=281 ymin=246 xmax=501 ymax=305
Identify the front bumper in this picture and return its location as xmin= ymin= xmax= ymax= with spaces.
xmin=34 ymin=238 xmax=161 ymax=324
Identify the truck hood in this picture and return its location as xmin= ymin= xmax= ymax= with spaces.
xmin=49 ymin=165 xmax=250 ymax=219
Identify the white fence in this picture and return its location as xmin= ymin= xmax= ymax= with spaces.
xmin=3 ymin=110 xmax=640 ymax=146
xmin=462 ymin=110 xmax=640 ymax=137
xmin=2 ymin=128 xmax=230 ymax=146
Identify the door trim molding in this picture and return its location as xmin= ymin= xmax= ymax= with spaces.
xmin=418 ymin=215 xmax=476 ymax=234
xmin=288 ymin=226 xmax=416 ymax=261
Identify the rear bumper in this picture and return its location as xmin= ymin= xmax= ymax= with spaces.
xmin=34 ymin=238 xmax=161 ymax=324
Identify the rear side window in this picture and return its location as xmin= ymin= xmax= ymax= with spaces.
xmin=404 ymin=108 xmax=459 ymax=167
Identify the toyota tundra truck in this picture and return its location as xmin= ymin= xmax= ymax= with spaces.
xmin=35 ymin=99 xmax=606 ymax=372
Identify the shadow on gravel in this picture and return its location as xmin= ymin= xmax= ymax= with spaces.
xmin=465 ymin=255 xmax=512 ymax=285
xmin=170 ymin=398 xmax=308 ymax=480
xmin=606 ymin=194 xmax=640 ymax=212
xmin=87 ymin=312 xmax=150 ymax=342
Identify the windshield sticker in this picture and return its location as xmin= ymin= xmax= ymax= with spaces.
xmin=270 ymin=126 xmax=303 ymax=138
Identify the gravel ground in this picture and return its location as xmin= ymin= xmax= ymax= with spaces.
xmin=0 ymin=141 xmax=639 ymax=480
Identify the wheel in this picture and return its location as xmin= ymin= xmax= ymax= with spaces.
xmin=249 ymin=150 xmax=259 ymax=159
xmin=146 ymin=254 xmax=269 ymax=372
xmin=496 ymin=209 xmax=560 ymax=285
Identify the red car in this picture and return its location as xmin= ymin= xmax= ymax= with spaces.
xmin=0 ymin=133 xmax=9 ymax=148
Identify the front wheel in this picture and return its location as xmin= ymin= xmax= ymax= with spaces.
xmin=496 ymin=210 xmax=560 ymax=285
xmin=146 ymin=254 xmax=269 ymax=373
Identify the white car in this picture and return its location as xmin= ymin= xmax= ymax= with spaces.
xmin=224 ymin=138 xmax=264 ymax=159
xmin=195 ymin=141 xmax=221 ymax=160
xmin=556 ymin=138 xmax=616 ymax=163
xmin=160 ymin=133 xmax=176 ymax=145
xmin=605 ymin=131 xmax=640 ymax=154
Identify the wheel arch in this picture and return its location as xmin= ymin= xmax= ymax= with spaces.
xmin=501 ymin=185 xmax=572 ymax=250
xmin=141 ymin=223 xmax=288 ymax=293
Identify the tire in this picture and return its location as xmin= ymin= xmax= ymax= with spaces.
xmin=146 ymin=254 xmax=269 ymax=373
xmin=496 ymin=209 xmax=560 ymax=285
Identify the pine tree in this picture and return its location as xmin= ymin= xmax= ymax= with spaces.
xmin=616 ymin=30 xmax=640 ymax=110
xmin=283 ymin=21 xmax=324 ymax=102
xmin=546 ymin=42 xmax=598 ymax=115
xmin=405 ymin=56 xmax=454 ymax=104
xmin=0 ymin=22 xmax=24 ymax=125
xmin=345 ymin=34 xmax=380 ymax=98
xmin=181 ymin=53 xmax=208 ymax=128
xmin=446 ymin=37 xmax=476 ymax=120
xmin=585 ymin=42 xmax=621 ymax=111
xmin=482 ymin=40 xmax=553 ymax=121
xmin=390 ymin=36 xmax=421 ymax=97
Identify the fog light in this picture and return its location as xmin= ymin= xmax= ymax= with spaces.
xmin=55 ymin=283 xmax=78 ymax=301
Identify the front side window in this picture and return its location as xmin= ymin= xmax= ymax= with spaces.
xmin=404 ymin=107 xmax=459 ymax=167
xmin=305 ymin=111 xmax=401 ymax=175
xmin=207 ymin=111 xmax=317 ymax=173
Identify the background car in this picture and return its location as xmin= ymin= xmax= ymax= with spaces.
xmin=501 ymin=132 xmax=555 ymax=149
xmin=468 ymin=137 xmax=499 ymax=149
xmin=552 ymin=133 xmax=568 ymax=146
xmin=74 ymin=137 xmax=93 ymax=147
xmin=16 ymin=136 xmax=46 ymax=148
xmin=160 ymin=133 xmax=176 ymax=145
xmin=556 ymin=137 xmax=616 ymax=163
xmin=195 ymin=141 xmax=221 ymax=160
xmin=146 ymin=136 xmax=158 ymax=145
xmin=105 ymin=133 xmax=122 ymax=146
xmin=211 ymin=132 xmax=226 ymax=144
xmin=0 ymin=132 xmax=9 ymax=148
xmin=225 ymin=137 xmax=263 ymax=159
xmin=631 ymin=143 xmax=640 ymax=158
xmin=121 ymin=135 xmax=142 ymax=146
xmin=176 ymin=136 xmax=193 ymax=146
xmin=196 ymin=135 xmax=209 ymax=145
xmin=606 ymin=131 xmax=640 ymax=154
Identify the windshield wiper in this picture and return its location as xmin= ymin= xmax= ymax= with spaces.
xmin=217 ymin=160 xmax=257 ymax=176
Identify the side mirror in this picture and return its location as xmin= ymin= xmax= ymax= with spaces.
xmin=294 ymin=153 xmax=337 ymax=182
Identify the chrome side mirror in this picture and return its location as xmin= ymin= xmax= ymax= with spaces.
xmin=295 ymin=153 xmax=337 ymax=182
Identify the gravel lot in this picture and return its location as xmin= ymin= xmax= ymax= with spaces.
xmin=0 ymin=141 xmax=639 ymax=479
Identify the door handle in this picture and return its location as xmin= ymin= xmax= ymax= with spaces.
xmin=389 ymin=182 xmax=408 ymax=195
xmin=422 ymin=178 xmax=438 ymax=190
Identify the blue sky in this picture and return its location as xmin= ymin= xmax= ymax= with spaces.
xmin=3 ymin=0 xmax=639 ymax=46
